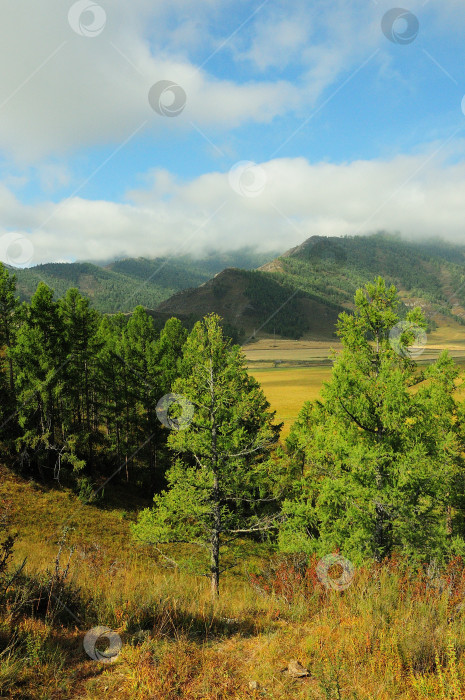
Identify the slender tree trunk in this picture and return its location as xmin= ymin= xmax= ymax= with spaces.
xmin=8 ymin=356 xmax=14 ymax=394
xmin=36 ymin=397 xmax=46 ymax=481
xmin=84 ymin=359 xmax=93 ymax=470
xmin=210 ymin=358 xmax=220 ymax=598
xmin=116 ymin=416 xmax=120 ymax=460
xmin=4 ymin=325 xmax=15 ymax=395
xmin=210 ymin=513 xmax=220 ymax=598
xmin=446 ymin=502 xmax=452 ymax=536
xmin=373 ymin=448 xmax=392 ymax=562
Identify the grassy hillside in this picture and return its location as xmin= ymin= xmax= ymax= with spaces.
xmin=157 ymin=234 xmax=465 ymax=341
xmin=268 ymin=233 xmax=465 ymax=324
xmin=156 ymin=267 xmax=342 ymax=341
xmin=2 ymin=459 xmax=465 ymax=699
xmin=3 ymin=289 xmax=465 ymax=698
xmin=12 ymin=250 xmax=280 ymax=313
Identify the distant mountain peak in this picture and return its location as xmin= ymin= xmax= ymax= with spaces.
xmin=156 ymin=233 xmax=465 ymax=341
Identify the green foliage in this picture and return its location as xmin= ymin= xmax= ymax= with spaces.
xmin=244 ymin=271 xmax=320 ymax=339
xmin=274 ymin=233 xmax=465 ymax=328
xmin=280 ymin=277 xmax=465 ymax=565
xmin=0 ymin=266 xmax=193 ymax=492
xmin=13 ymin=249 xmax=280 ymax=313
xmin=0 ymin=264 xmax=20 ymax=445
xmin=4 ymin=256 xmax=465 ymax=593
xmin=132 ymin=313 xmax=282 ymax=594
xmin=76 ymin=475 xmax=98 ymax=503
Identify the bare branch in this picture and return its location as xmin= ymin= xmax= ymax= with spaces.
xmin=225 ymin=440 xmax=271 ymax=459
xmin=222 ymin=494 xmax=280 ymax=503
xmin=228 ymin=516 xmax=283 ymax=534
xmin=338 ymin=398 xmax=379 ymax=435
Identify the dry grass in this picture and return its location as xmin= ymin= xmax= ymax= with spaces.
xmin=3 ymin=336 xmax=465 ymax=698
xmin=247 ymin=327 xmax=465 ymax=438
xmin=248 ymin=367 xmax=330 ymax=438
xmin=243 ymin=338 xmax=342 ymax=363
xmin=1 ymin=464 xmax=465 ymax=699
xmin=244 ymin=325 xmax=465 ymax=366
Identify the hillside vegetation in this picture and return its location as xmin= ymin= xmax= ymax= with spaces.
xmin=156 ymin=267 xmax=341 ymax=341
xmin=9 ymin=234 xmax=465 ymax=341
xmin=2 ymin=267 xmax=465 ymax=697
xmin=271 ymin=234 xmax=465 ymax=323
xmin=12 ymin=250 xmax=279 ymax=314
xmin=158 ymin=234 xmax=465 ymax=340
xmin=2 ymin=464 xmax=465 ymax=699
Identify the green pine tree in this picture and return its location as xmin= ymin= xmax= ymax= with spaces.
xmin=0 ymin=264 xmax=20 ymax=445
xmin=279 ymin=277 xmax=465 ymax=564
xmin=58 ymin=288 xmax=101 ymax=475
xmin=132 ymin=313 xmax=282 ymax=596
xmin=11 ymin=283 xmax=67 ymax=479
xmin=119 ymin=306 xmax=159 ymax=480
xmin=151 ymin=317 xmax=188 ymax=395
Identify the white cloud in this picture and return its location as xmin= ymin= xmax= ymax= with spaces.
xmin=0 ymin=0 xmax=464 ymax=270
xmin=2 ymin=143 xmax=465 ymax=265
xmin=0 ymin=0 xmax=304 ymax=163
xmin=239 ymin=11 xmax=312 ymax=72
xmin=38 ymin=163 xmax=72 ymax=194
xmin=0 ymin=0 xmax=456 ymax=164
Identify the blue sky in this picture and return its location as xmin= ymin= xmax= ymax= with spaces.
xmin=0 ymin=0 xmax=465 ymax=265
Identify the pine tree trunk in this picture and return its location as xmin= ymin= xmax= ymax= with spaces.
xmin=85 ymin=359 xmax=93 ymax=470
xmin=8 ymin=356 xmax=14 ymax=394
xmin=210 ymin=515 xmax=220 ymax=598
xmin=116 ymin=419 xmax=120 ymax=460
xmin=210 ymin=359 xmax=220 ymax=598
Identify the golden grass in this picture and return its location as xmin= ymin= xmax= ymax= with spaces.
xmin=2 ymin=463 xmax=465 ymax=699
xmin=251 ymin=364 xmax=465 ymax=438
xmin=247 ymin=329 xmax=465 ymax=438
xmin=3 ymin=335 xmax=465 ymax=698
xmin=249 ymin=367 xmax=331 ymax=438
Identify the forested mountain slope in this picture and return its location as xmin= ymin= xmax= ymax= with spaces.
xmin=11 ymin=250 xmax=279 ymax=313
xmin=156 ymin=233 xmax=465 ymax=340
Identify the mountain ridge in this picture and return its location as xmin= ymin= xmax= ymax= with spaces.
xmin=154 ymin=233 xmax=465 ymax=340
xmin=10 ymin=250 xmax=280 ymax=313
xmin=7 ymin=233 xmax=465 ymax=341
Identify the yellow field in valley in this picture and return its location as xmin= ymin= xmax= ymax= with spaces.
xmin=243 ymin=338 xmax=341 ymax=366
xmin=248 ymin=366 xmax=331 ymax=437
xmin=246 ymin=326 xmax=465 ymax=439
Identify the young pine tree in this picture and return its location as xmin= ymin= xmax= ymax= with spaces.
xmin=132 ymin=313 xmax=282 ymax=596
xmin=58 ymin=288 xmax=101 ymax=473
xmin=150 ymin=316 xmax=188 ymax=395
xmin=11 ymin=283 xmax=67 ymax=479
xmin=279 ymin=278 xmax=465 ymax=565
xmin=0 ymin=264 xmax=20 ymax=445
xmin=118 ymin=306 xmax=160 ymax=480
